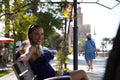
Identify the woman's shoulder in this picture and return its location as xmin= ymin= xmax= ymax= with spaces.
xmin=27 ymin=45 xmax=35 ymax=49
xmin=25 ymin=45 xmax=36 ymax=53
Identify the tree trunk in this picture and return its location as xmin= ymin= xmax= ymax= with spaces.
xmin=31 ymin=0 xmax=39 ymax=16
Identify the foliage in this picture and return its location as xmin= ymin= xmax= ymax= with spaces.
xmin=0 ymin=69 xmax=13 ymax=77
xmin=37 ymin=12 xmax=63 ymax=41
xmin=1 ymin=0 xmax=64 ymax=43
xmin=0 ymin=0 xmax=66 ymax=61
xmin=36 ymin=3 xmax=64 ymax=46
xmin=46 ymin=32 xmax=64 ymax=50
xmin=11 ymin=13 xmax=37 ymax=41
xmin=79 ymin=38 xmax=85 ymax=52
xmin=100 ymin=37 xmax=114 ymax=51
xmin=55 ymin=49 xmax=70 ymax=71
xmin=0 ymin=0 xmax=36 ymax=41
xmin=55 ymin=41 xmax=70 ymax=71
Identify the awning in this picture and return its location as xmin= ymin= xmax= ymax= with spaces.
xmin=0 ymin=37 xmax=14 ymax=43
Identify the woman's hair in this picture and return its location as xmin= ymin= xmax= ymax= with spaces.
xmin=86 ymin=33 xmax=91 ymax=40
xmin=27 ymin=24 xmax=43 ymax=45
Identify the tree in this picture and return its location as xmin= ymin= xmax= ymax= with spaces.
xmin=1 ymin=0 xmax=64 ymax=43
xmin=47 ymin=32 xmax=63 ymax=50
xmin=100 ymin=37 xmax=113 ymax=57
xmin=102 ymin=37 xmax=111 ymax=51
xmin=0 ymin=0 xmax=65 ymax=61
xmin=37 ymin=11 xmax=63 ymax=42
xmin=100 ymin=41 xmax=106 ymax=52
xmin=55 ymin=41 xmax=70 ymax=72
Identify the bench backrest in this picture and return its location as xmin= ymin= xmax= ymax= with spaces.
xmin=12 ymin=62 xmax=37 ymax=80
xmin=12 ymin=62 xmax=72 ymax=80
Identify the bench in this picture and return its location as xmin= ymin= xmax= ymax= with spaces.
xmin=44 ymin=76 xmax=71 ymax=80
xmin=12 ymin=62 xmax=71 ymax=80
xmin=12 ymin=62 xmax=37 ymax=80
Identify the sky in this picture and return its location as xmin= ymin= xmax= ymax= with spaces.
xmin=0 ymin=22 xmax=4 ymax=35
xmin=79 ymin=2 xmax=120 ymax=49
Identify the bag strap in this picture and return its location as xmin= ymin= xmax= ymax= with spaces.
xmin=89 ymin=40 xmax=95 ymax=48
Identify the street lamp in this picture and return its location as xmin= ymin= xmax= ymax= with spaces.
xmin=73 ymin=0 xmax=78 ymax=70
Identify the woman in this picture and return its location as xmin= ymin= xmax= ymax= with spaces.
xmin=18 ymin=24 xmax=88 ymax=80
xmin=84 ymin=33 xmax=97 ymax=71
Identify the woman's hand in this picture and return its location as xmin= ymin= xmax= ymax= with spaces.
xmin=55 ymin=71 xmax=63 ymax=76
xmin=17 ymin=55 xmax=28 ymax=66
xmin=96 ymin=52 xmax=98 ymax=56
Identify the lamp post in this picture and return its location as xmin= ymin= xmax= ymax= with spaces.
xmin=73 ymin=0 xmax=78 ymax=70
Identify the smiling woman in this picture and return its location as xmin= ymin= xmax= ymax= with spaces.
xmin=16 ymin=24 xmax=88 ymax=80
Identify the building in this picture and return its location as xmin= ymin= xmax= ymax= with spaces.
xmin=68 ymin=6 xmax=91 ymax=53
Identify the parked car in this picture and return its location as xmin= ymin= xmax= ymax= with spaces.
xmin=42 ymin=47 xmax=57 ymax=55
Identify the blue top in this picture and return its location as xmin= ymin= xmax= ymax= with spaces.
xmin=29 ymin=51 xmax=55 ymax=80
xmin=84 ymin=39 xmax=96 ymax=60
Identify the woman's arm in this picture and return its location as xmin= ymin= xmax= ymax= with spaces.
xmin=17 ymin=46 xmax=35 ymax=66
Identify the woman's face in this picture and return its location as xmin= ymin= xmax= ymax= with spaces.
xmin=30 ymin=28 xmax=44 ymax=45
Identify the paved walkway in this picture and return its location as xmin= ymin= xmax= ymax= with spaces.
xmin=0 ymin=55 xmax=107 ymax=80
xmin=0 ymin=72 xmax=17 ymax=80
xmin=0 ymin=71 xmax=102 ymax=80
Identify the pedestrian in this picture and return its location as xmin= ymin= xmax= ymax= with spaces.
xmin=0 ymin=46 xmax=3 ymax=59
xmin=0 ymin=46 xmax=6 ymax=67
xmin=18 ymin=24 xmax=88 ymax=80
xmin=83 ymin=33 xmax=97 ymax=71
xmin=2 ymin=45 xmax=8 ymax=67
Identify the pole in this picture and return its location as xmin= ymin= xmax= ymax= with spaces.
xmin=64 ymin=18 xmax=67 ymax=41
xmin=73 ymin=0 xmax=78 ymax=70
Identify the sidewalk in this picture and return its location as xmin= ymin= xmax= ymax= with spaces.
xmin=0 ymin=72 xmax=17 ymax=80
xmin=87 ymin=72 xmax=102 ymax=80
xmin=0 ymin=63 xmax=17 ymax=80
xmin=66 ymin=55 xmax=107 ymax=79
xmin=0 ymin=70 xmax=103 ymax=80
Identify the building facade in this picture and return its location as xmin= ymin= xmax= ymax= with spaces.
xmin=68 ymin=6 xmax=91 ymax=54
